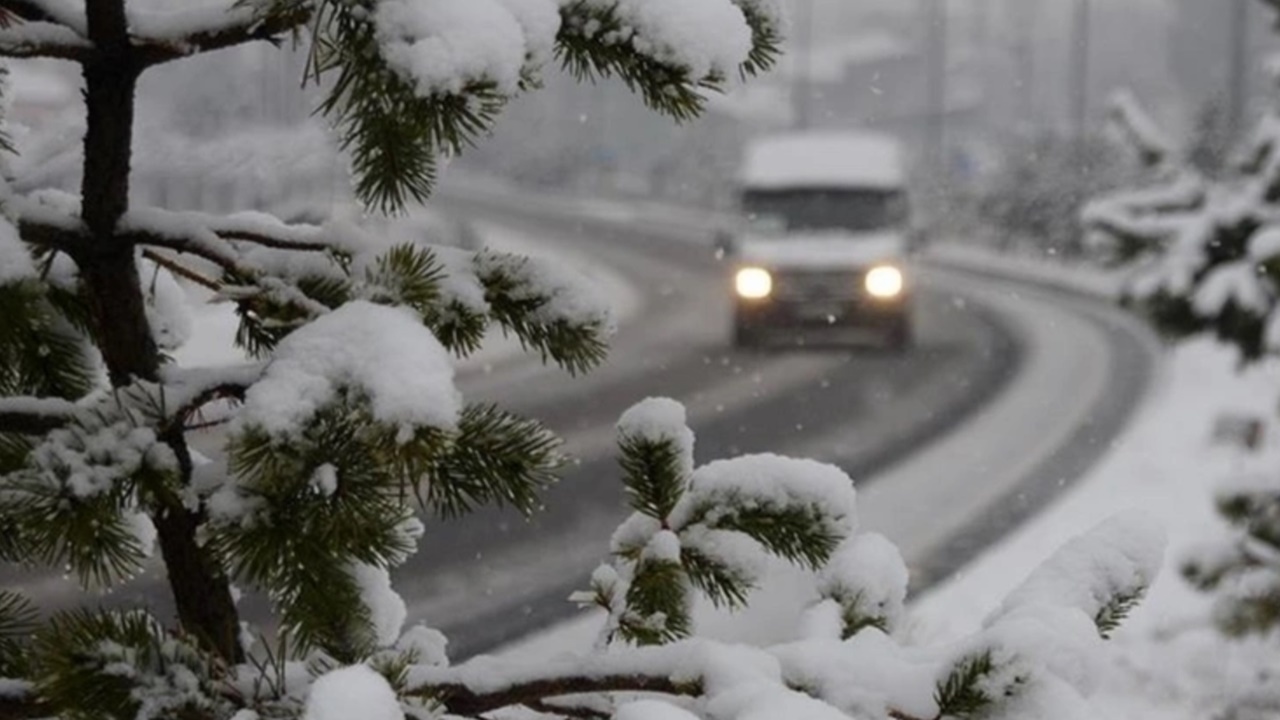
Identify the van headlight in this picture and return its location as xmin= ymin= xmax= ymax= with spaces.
xmin=865 ymin=265 xmax=904 ymax=299
xmin=735 ymin=267 xmax=773 ymax=299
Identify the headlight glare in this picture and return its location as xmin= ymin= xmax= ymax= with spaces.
xmin=865 ymin=265 xmax=904 ymax=299
xmin=735 ymin=267 xmax=773 ymax=299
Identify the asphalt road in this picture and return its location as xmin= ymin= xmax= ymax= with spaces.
xmin=0 ymin=189 xmax=1158 ymax=663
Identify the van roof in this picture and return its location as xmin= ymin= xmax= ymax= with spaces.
xmin=739 ymin=131 xmax=906 ymax=190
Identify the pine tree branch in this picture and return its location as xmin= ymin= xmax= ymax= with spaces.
xmin=140 ymin=248 xmax=220 ymax=291
xmin=0 ymin=22 xmax=90 ymax=60
xmin=0 ymin=0 xmax=79 ymax=28
xmin=15 ymin=218 xmax=89 ymax=256
xmin=523 ymin=699 xmax=610 ymax=719
xmin=133 ymin=4 xmax=312 ymax=67
xmin=421 ymin=673 xmax=700 ymax=717
xmin=0 ymin=396 xmax=76 ymax=435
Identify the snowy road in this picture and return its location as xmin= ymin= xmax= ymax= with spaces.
xmin=394 ymin=191 xmax=1160 ymax=657
xmin=0 ymin=191 xmax=1157 ymax=661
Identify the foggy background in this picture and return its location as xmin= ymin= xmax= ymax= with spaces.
xmin=6 ymin=0 xmax=1274 ymax=245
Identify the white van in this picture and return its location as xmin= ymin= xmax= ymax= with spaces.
xmin=720 ymin=131 xmax=920 ymax=350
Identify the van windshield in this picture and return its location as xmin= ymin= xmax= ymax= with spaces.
xmin=741 ymin=187 xmax=909 ymax=234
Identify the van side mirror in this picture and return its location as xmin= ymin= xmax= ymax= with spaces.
xmin=713 ymin=229 xmax=737 ymax=259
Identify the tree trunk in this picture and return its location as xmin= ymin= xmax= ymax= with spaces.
xmin=77 ymin=16 xmax=244 ymax=663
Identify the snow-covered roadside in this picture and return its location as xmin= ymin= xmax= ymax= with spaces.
xmin=909 ymin=338 xmax=1280 ymax=719
xmin=496 ymin=257 xmax=1275 ymax=718
xmin=171 ymin=218 xmax=641 ymax=373
xmin=924 ymin=241 xmax=1128 ymax=299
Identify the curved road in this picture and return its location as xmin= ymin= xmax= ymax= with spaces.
xmin=403 ymin=190 xmax=1159 ymax=656
xmin=2 ymin=189 xmax=1158 ymax=662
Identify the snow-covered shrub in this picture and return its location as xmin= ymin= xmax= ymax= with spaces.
xmin=1084 ymin=75 xmax=1280 ymax=645
xmin=978 ymin=132 xmax=1129 ymax=257
xmin=0 ymin=1 xmax=1161 ymax=719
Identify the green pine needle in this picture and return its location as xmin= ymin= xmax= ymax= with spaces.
xmin=420 ymin=404 xmax=563 ymax=518
xmin=1093 ymin=588 xmax=1144 ymax=639
xmin=618 ymin=434 xmax=687 ymax=521
xmin=934 ymin=651 xmax=1003 ymax=720
xmin=709 ymin=505 xmax=843 ymax=571
xmin=681 ymin=546 xmax=752 ymax=609
xmin=619 ymin=559 xmax=691 ymax=646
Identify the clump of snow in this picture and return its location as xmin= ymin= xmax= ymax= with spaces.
xmin=670 ymin=454 xmax=857 ymax=538
xmin=1191 ymin=261 xmax=1269 ymax=317
xmin=397 ymin=625 xmax=449 ymax=667
xmin=0 ymin=214 xmax=34 ymax=284
xmin=28 ymin=404 xmax=175 ymax=499
xmin=374 ymin=0 xmax=546 ymax=96
xmin=476 ymin=249 xmax=616 ymax=333
xmin=564 ymin=0 xmax=753 ymax=81
xmin=817 ymin=533 xmax=908 ymax=633
xmin=618 ymin=397 xmax=696 ymax=477
xmin=236 ymin=301 xmax=461 ymax=438
xmin=992 ymin=511 xmax=1166 ymax=629
xmin=643 ymin=529 xmax=683 ymax=563
xmin=309 ymin=464 xmax=338 ymax=497
xmin=125 ymin=511 xmax=158 ymax=558
xmin=304 ymin=664 xmax=402 ymax=720
xmin=351 ymin=563 xmax=407 ymax=647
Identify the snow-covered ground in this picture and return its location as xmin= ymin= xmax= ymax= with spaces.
xmin=911 ymin=337 xmax=1280 ymax=718
xmin=492 ymin=246 xmax=1278 ymax=718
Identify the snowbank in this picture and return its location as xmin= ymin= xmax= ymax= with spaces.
xmin=911 ymin=339 xmax=1280 ymax=719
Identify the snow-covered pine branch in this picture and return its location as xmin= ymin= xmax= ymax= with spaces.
xmin=1084 ymin=89 xmax=1280 ymax=360
xmin=1085 ymin=74 xmax=1280 ymax=645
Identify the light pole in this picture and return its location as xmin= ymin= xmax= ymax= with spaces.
xmin=1070 ymin=0 xmax=1091 ymax=141
xmin=1012 ymin=0 xmax=1037 ymax=136
xmin=924 ymin=0 xmax=948 ymax=174
xmin=793 ymin=0 xmax=815 ymax=130
xmin=1228 ymin=0 xmax=1249 ymax=139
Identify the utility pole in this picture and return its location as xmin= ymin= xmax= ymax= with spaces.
xmin=793 ymin=0 xmax=814 ymax=130
xmin=1228 ymin=0 xmax=1249 ymax=139
xmin=1012 ymin=0 xmax=1037 ymax=137
xmin=1070 ymin=0 xmax=1091 ymax=141
xmin=924 ymin=0 xmax=948 ymax=174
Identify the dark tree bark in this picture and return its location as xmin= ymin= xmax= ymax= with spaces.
xmin=75 ymin=0 xmax=244 ymax=663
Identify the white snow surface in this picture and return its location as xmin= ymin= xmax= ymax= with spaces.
xmin=817 ymin=533 xmax=909 ymax=632
xmin=236 ymin=300 xmax=461 ymax=438
xmin=139 ymin=257 xmax=194 ymax=351
xmin=739 ymin=132 xmax=906 ymax=190
xmin=0 ymin=214 xmax=35 ymax=284
xmin=911 ymin=339 xmax=1280 ymax=719
xmin=669 ymin=454 xmax=857 ymax=538
xmin=992 ymin=511 xmax=1165 ymax=629
xmin=304 ymin=664 xmax=402 ymax=720
xmin=618 ymin=397 xmax=696 ymax=478
xmin=374 ymin=0 xmax=542 ymax=96
xmin=568 ymin=0 xmax=754 ymax=81
xmin=615 ymin=699 xmax=699 ymax=720
xmin=476 ymin=249 xmax=616 ymax=333
xmin=351 ymin=563 xmax=408 ymax=647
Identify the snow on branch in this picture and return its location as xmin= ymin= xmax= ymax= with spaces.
xmin=0 ymin=395 xmax=76 ymax=435
xmin=0 ymin=19 xmax=89 ymax=60
xmin=130 ymin=1 xmax=311 ymax=66
xmin=1106 ymin=89 xmax=1173 ymax=170
xmin=0 ymin=0 xmax=85 ymax=33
